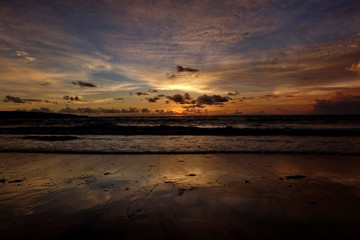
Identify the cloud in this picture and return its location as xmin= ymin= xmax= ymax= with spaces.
xmin=227 ymin=91 xmax=239 ymax=96
xmin=176 ymin=66 xmax=199 ymax=73
xmin=72 ymin=81 xmax=97 ymax=88
xmin=154 ymin=109 xmax=179 ymax=115
xmin=1 ymin=0 xmax=360 ymax=113
xmin=15 ymin=51 xmax=36 ymax=62
xmin=130 ymin=89 xmax=158 ymax=96
xmin=135 ymin=92 xmax=149 ymax=96
xmin=196 ymin=95 xmax=231 ymax=105
xmin=165 ymin=93 xmax=231 ymax=107
xmin=59 ymin=107 xmax=151 ymax=115
xmin=166 ymin=93 xmax=193 ymax=104
xmin=63 ymin=95 xmax=80 ymax=101
xmin=313 ymin=92 xmax=360 ymax=114
xmin=3 ymin=95 xmax=43 ymax=104
xmin=346 ymin=62 xmax=360 ymax=74
xmin=15 ymin=51 xmax=29 ymax=57
xmin=147 ymin=96 xmax=160 ymax=103
xmin=3 ymin=95 xmax=25 ymax=103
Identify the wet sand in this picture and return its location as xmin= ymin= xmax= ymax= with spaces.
xmin=1 ymin=153 xmax=360 ymax=239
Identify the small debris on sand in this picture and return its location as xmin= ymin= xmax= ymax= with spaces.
xmin=164 ymin=181 xmax=174 ymax=184
xmin=285 ymin=175 xmax=306 ymax=180
xmin=0 ymin=178 xmax=6 ymax=183
xmin=8 ymin=178 xmax=25 ymax=183
xmin=103 ymin=172 xmax=110 ymax=175
xmin=188 ymin=174 xmax=197 ymax=177
xmin=178 ymin=187 xmax=198 ymax=195
xmin=244 ymin=180 xmax=250 ymax=184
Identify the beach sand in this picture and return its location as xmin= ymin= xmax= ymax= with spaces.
xmin=1 ymin=153 xmax=360 ymax=239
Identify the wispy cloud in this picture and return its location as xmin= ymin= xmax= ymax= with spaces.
xmin=1 ymin=0 xmax=359 ymax=114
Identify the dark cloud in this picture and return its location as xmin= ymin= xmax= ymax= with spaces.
xmin=165 ymin=93 xmax=231 ymax=107
xmin=72 ymin=81 xmax=97 ymax=88
xmin=131 ymin=89 xmax=158 ymax=96
xmin=182 ymin=104 xmax=205 ymax=109
xmin=63 ymin=95 xmax=80 ymax=101
xmin=176 ymin=66 xmax=199 ymax=73
xmin=3 ymin=95 xmax=25 ymax=103
xmin=166 ymin=93 xmax=193 ymax=104
xmin=3 ymin=95 xmax=43 ymax=103
xmin=167 ymin=66 xmax=200 ymax=79
xmin=196 ymin=95 xmax=231 ymax=105
xmin=313 ymin=92 xmax=360 ymax=114
xmin=154 ymin=109 xmax=178 ymax=115
xmin=227 ymin=91 xmax=239 ymax=96
xmin=147 ymin=97 xmax=160 ymax=102
xmin=59 ymin=107 xmax=151 ymax=114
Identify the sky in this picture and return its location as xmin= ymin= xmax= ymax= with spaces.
xmin=0 ymin=0 xmax=360 ymax=115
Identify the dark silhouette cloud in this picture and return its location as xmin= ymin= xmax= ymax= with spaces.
xmin=3 ymin=95 xmax=43 ymax=103
xmin=147 ymin=97 xmax=160 ymax=102
xmin=166 ymin=93 xmax=193 ymax=104
xmin=3 ymin=95 xmax=25 ymax=103
xmin=176 ymin=66 xmax=199 ymax=73
xmin=63 ymin=95 xmax=80 ymax=101
xmin=165 ymin=93 xmax=231 ymax=107
xmin=313 ymin=92 xmax=360 ymax=114
xmin=131 ymin=89 xmax=158 ymax=96
xmin=72 ymin=81 xmax=97 ymax=88
xmin=182 ymin=104 xmax=205 ymax=109
xmin=196 ymin=95 xmax=231 ymax=105
xmin=136 ymin=92 xmax=149 ymax=96
xmin=141 ymin=108 xmax=150 ymax=113
xmin=154 ymin=109 xmax=178 ymax=115
xmin=59 ymin=107 xmax=151 ymax=114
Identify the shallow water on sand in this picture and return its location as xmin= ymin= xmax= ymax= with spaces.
xmin=1 ymin=135 xmax=360 ymax=154
xmin=1 ymin=153 xmax=360 ymax=239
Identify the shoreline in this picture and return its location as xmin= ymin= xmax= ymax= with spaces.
xmin=1 ymin=150 xmax=360 ymax=155
xmin=1 ymin=126 xmax=360 ymax=136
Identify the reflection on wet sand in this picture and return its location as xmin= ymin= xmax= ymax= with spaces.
xmin=1 ymin=153 xmax=360 ymax=239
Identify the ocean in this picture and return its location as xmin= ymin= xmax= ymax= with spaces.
xmin=0 ymin=114 xmax=359 ymax=154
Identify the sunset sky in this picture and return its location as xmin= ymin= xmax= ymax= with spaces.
xmin=1 ymin=0 xmax=360 ymax=115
